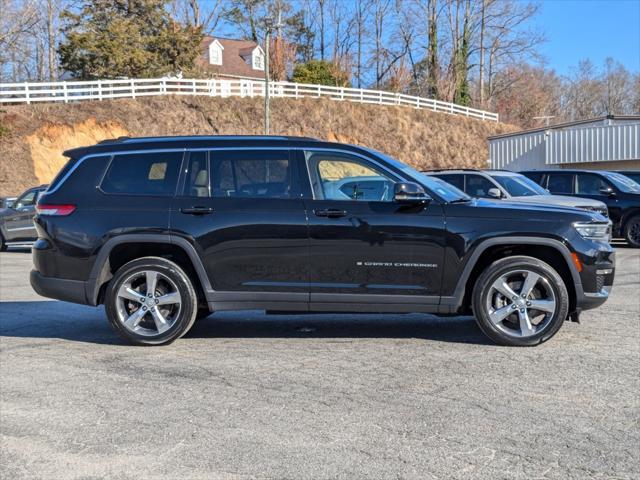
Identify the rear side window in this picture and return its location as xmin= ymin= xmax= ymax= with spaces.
xmin=211 ymin=150 xmax=294 ymax=198
xmin=433 ymin=174 xmax=464 ymax=191
xmin=47 ymin=158 xmax=79 ymax=192
xmin=101 ymin=152 xmax=182 ymax=196
xmin=547 ymin=173 xmax=574 ymax=194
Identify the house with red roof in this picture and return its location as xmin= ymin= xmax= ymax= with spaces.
xmin=198 ymin=36 xmax=266 ymax=80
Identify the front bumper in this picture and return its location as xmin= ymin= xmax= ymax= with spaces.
xmin=574 ymin=246 xmax=615 ymax=311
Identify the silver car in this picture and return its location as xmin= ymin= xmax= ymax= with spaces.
xmin=424 ymin=169 xmax=609 ymax=217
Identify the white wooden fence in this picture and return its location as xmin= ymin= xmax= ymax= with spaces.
xmin=0 ymin=77 xmax=499 ymax=122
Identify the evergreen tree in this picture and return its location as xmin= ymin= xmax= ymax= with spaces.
xmin=58 ymin=0 xmax=203 ymax=79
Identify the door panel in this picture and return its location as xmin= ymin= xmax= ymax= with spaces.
xmin=170 ymin=149 xmax=309 ymax=303
xmin=302 ymin=150 xmax=445 ymax=304
xmin=3 ymin=189 xmax=39 ymax=241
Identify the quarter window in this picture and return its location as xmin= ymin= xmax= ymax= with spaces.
xmin=433 ymin=174 xmax=464 ymax=191
xmin=211 ymin=150 xmax=293 ymax=199
xmin=101 ymin=152 xmax=182 ymax=196
xmin=305 ymin=151 xmax=396 ymax=202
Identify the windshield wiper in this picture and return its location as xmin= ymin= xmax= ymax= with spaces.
xmin=449 ymin=197 xmax=472 ymax=204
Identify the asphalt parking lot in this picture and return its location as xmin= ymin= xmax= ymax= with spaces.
xmin=1 ymin=247 xmax=638 ymax=479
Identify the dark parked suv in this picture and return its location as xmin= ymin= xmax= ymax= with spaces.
xmin=522 ymin=170 xmax=640 ymax=247
xmin=31 ymin=136 xmax=614 ymax=346
xmin=0 ymin=184 xmax=48 ymax=250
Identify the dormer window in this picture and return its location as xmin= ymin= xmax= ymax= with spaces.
xmin=252 ymin=49 xmax=264 ymax=71
xmin=209 ymin=40 xmax=223 ymax=66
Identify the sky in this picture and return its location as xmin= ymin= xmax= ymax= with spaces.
xmin=535 ymin=0 xmax=640 ymax=74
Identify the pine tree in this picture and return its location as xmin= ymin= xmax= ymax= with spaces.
xmin=58 ymin=0 xmax=203 ymax=79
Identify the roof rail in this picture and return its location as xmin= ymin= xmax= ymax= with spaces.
xmin=421 ymin=168 xmax=481 ymax=173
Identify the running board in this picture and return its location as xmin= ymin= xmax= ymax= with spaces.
xmin=5 ymin=241 xmax=35 ymax=248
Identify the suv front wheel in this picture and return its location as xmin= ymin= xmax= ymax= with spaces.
xmin=472 ymin=256 xmax=569 ymax=346
xmin=105 ymin=257 xmax=198 ymax=346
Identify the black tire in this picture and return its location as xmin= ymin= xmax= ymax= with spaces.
xmin=105 ymin=256 xmax=198 ymax=346
xmin=623 ymin=215 xmax=640 ymax=248
xmin=472 ymin=255 xmax=570 ymax=347
xmin=0 ymin=232 xmax=6 ymax=252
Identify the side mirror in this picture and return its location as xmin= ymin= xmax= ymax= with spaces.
xmin=487 ymin=187 xmax=503 ymax=199
xmin=599 ymin=186 xmax=615 ymax=197
xmin=394 ymin=182 xmax=431 ymax=204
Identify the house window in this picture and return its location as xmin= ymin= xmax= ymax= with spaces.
xmin=209 ymin=42 xmax=222 ymax=66
xmin=252 ymin=50 xmax=264 ymax=70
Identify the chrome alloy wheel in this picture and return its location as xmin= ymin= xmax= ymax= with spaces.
xmin=115 ymin=270 xmax=182 ymax=337
xmin=485 ymin=269 xmax=557 ymax=338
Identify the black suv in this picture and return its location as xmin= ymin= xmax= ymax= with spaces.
xmin=0 ymin=185 xmax=48 ymax=250
xmin=31 ymin=136 xmax=614 ymax=346
xmin=522 ymin=170 xmax=640 ymax=247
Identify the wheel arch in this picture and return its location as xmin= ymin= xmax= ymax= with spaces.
xmin=86 ymin=234 xmax=212 ymax=306
xmin=442 ymin=237 xmax=582 ymax=315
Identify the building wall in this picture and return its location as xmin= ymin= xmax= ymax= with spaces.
xmin=559 ymin=159 xmax=640 ymax=170
xmin=489 ymin=121 xmax=639 ymax=171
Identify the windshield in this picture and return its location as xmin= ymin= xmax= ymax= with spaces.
xmin=361 ymin=147 xmax=471 ymax=202
xmin=491 ymin=173 xmax=548 ymax=197
xmin=602 ymin=171 xmax=640 ymax=193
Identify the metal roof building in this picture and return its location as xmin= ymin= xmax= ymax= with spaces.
xmin=489 ymin=115 xmax=640 ymax=171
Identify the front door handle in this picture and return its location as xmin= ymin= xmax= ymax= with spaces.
xmin=180 ymin=206 xmax=214 ymax=215
xmin=314 ymin=208 xmax=348 ymax=218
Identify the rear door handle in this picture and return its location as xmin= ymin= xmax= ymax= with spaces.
xmin=180 ymin=206 xmax=214 ymax=215
xmin=314 ymin=208 xmax=347 ymax=218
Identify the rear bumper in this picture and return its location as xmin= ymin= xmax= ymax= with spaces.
xmin=30 ymin=270 xmax=90 ymax=305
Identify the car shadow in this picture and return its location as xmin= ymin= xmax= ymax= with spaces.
xmin=0 ymin=301 xmax=492 ymax=346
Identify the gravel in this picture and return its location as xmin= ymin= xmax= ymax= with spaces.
xmin=1 ymin=246 xmax=638 ymax=479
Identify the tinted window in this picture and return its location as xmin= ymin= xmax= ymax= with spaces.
xmin=305 ymin=151 xmax=396 ymax=201
xmin=102 ymin=152 xmax=182 ymax=196
xmin=576 ymin=173 xmax=609 ymax=195
xmin=183 ymin=151 xmax=209 ymax=197
xmin=433 ymin=174 xmax=464 ymax=190
xmin=601 ymin=171 xmax=640 ymax=193
xmin=523 ymin=172 xmax=544 ymax=184
xmin=211 ymin=150 xmax=293 ymax=198
xmin=547 ymin=173 xmax=574 ymax=194
xmin=465 ymin=174 xmax=496 ymax=198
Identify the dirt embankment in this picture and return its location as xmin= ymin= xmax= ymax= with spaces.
xmin=0 ymin=96 xmax=517 ymax=195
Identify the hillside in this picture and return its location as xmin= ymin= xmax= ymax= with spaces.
xmin=0 ymin=96 xmax=517 ymax=195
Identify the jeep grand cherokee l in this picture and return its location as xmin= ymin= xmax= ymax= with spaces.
xmin=31 ymin=136 xmax=615 ymax=346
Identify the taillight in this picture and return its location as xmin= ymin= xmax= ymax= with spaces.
xmin=36 ymin=204 xmax=76 ymax=216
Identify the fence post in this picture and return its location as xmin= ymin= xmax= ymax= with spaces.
xmin=161 ymin=78 xmax=166 ymax=95
xmin=317 ymin=85 xmax=321 ymax=98
xmin=25 ymin=84 xmax=30 ymax=104
xmin=192 ymin=79 xmax=196 ymax=95
xmin=465 ymin=106 xmax=470 ymax=118
xmin=294 ymin=83 xmax=299 ymax=99
xmin=63 ymin=81 xmax=69 ymax=103
xmin=97 ymin=80 xmax=102 ymax=101
xmin=130 ymin=79 xmax=136 ymax=99
xmin=340 ymin=87 xmax=344 ymax=101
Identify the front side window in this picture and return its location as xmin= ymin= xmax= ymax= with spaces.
xmin=576 ymin=173 xmax=609 ymax=195
xmin=101 ymin=152 xmax=182 ymax=196
xmin=306 ymin=151 xmax=397 ymax=202
xmin=14 ymin=190 xmax=36 ymax=208
xmin=211 ymin=150 xmax=293 ymax=199
xmin=465 ymin=174 xmax=497 ymax=198
xmin=547 ymin=173 xmax=574 ymax=194
xmin=601 ymin=171 xmax=640 ymax=193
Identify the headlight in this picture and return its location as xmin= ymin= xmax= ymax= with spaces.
xmin=573 ymin=221 xmax=611 ymax=242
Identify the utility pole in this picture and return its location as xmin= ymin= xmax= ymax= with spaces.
xmin=263 ymin=10 xmax=283 ymax=135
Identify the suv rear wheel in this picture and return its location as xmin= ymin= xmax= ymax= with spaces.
xmin=105 ymin=257 xmax=198 ymax=346
xmin=472 ymin=256 xmax=569 ymax=346
xmin=623 ymin=215 xmax=640 ymax=247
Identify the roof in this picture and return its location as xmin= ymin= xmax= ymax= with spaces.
xmin=488 ymin=115 xmax=640 ymax=141
xmin=63 ymin=135 xmax=323 ymax=158
xmin=198 ymin=36 xmax=265 ymax=79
